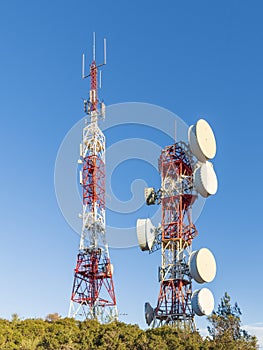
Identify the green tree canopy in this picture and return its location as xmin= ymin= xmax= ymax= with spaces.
xmin=207 ymin=292 xmax=257 ymax=349
xmin=0 ymin=297 xmax=258 ymax=350
xmin=45 ymin=313 xmax=61 ymax=323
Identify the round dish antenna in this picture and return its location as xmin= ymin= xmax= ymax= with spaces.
xmin=193 ymin=161 xmax=218 ymax=198
xmin=145 ymin=302 xmax=154 ymax=325
xmin=188 ymin=119 xmax=216 ymax=162
xmin=191 ymin=288 xmax=214 ymax=316
xmin=137 ymin=218 xmax=155 ymax=251
xmin=189 ymin=248 xmax=216 ymax=283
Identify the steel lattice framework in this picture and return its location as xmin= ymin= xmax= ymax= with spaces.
xmin=68 ymin=45 xmax=118 ymax=322
xmin=153 ymin=142 xmax=198 ymax=330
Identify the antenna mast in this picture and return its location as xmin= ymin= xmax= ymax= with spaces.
xmin=137 ymin=119 xmax=218 ymax=330
xmin=68 ymin=34 xmax=117 ymax=322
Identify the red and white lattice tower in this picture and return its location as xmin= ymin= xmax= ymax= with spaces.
xmin=139 ymin=119 xmax=218 ymax=330
xmin=154 ymin=142 xmax=197 ymax=329
xmin=68 ymin=35 xmax=118 ymax=322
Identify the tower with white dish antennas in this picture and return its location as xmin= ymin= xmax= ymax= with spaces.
xmin=137 ymin=119 xmax=218 ymax=330
xmin=68 ymin=33 xmax=118 ymax=323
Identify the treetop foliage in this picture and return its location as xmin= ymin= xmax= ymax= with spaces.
xmin=0 ymin=318 xmax=203 ymax=350
xmin=207 ymin=292 xmax=258 ymax=350
xmin=0 ymin=293 xmax=257 ymax=350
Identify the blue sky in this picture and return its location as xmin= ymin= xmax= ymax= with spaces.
xmin=0 ymin=0 xmax=263 ymax=345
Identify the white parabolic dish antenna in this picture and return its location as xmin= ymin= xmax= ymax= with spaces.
xmin=191 ymin=288 xmax=214 ymax=316
xmin=194 ymin=161 xmax=218 ymax=198
xmin=145 ymin=302 xmax=154 ymax=326
xmin=188 ymin=119 xmax=217 ymax=162
xmin=189 ymin=248 xmax=217 ymax=283
xmin=137 ymin=218 xmax=155 ymax=251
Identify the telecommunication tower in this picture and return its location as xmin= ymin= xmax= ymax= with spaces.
xmin=137 ymin=119 xmax=218 ymax=330
xmin=68 ymin=34 xmax=118 ymax=322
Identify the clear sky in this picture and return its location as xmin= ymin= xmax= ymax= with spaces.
xmin=0 ymin=0 xmax=263 ymax=346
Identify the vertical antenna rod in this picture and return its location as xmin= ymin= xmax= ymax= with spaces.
xmin=82 ymin=54 xmax=85 ymax=79
xmin=93 ymin=32 xmax=96 ymax=61
xmin=104 ymin=38 xmax=107 ymax=65
xmin=99 ymin=70 xmax=102 ymax=89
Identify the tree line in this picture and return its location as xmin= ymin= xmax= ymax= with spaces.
xmin=0 ymin=293 xmax=258 ymax=350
